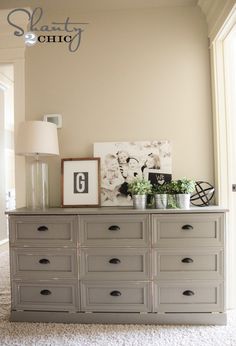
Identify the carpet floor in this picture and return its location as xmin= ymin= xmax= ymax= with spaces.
xmin=0 ymin=248 xmax=236 ymax=346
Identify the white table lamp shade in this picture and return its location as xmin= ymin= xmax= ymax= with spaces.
xmin=16 ymin=121 xmax=59 ymax=156
xmin=15 ymin=121 xmax=59 ymax=209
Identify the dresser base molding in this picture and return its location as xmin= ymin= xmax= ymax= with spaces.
xmin=10 ymin=311 xmax=227 ymax=325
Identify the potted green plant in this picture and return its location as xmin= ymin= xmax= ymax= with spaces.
xmin=128 ymin=178 xmax=152 ymax=209
xmin=169 ymin=178 xmax=195 ymax=209
xmin=153 ymin=183 xmax=169 ymax=209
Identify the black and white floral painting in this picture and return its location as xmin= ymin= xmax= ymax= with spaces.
xmin=94 ymin=141 xmax=172 ymax=206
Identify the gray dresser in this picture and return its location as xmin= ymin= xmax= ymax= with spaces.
xmin=7 ymin=207 xmax=227 ymax=325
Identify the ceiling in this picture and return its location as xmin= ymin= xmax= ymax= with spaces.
xmin=0 ymin=0 xmax=198 ymax=11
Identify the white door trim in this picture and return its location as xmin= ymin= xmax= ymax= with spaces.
xmin=210 ymin=5 xmax=236 ymax=309
xmin=0 ymin=9 xmax=28 ymax=208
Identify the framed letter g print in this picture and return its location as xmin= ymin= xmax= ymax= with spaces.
xmin=61 ymin=158 xmax=100 ymax=207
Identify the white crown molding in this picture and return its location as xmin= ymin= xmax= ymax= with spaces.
xmin=198 ymin=0 xmax=236 ymax=42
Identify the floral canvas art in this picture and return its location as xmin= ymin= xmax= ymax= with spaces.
xmin=94 ymin=141 xmax=172 ymax=206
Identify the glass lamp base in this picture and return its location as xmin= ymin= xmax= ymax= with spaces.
xmin=27 ymin=159 xmax=48 ymax=209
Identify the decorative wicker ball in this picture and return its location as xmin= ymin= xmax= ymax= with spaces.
xmin=190 ymin=181 xmax=215 ymax=207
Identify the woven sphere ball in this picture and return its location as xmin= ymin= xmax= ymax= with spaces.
xmin=190 ymin=181 xmax=215 ymax=207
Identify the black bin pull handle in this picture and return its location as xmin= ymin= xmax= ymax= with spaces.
xmin=37 ymin=225 xmax=48 ymax=232
xmin=110 ymin=290 xmax=122 ymax=297
xmin=181 ymin=258 xmax=194 ymax=264
xmin=183 ymin=290 xmax=195 ymax=296
xmin=182 ymin=224 xmax=193 ymax=230
xmin=108 ymin=225 xmax=120 ymax=231
xmin=39 ymin=258 xmax=50 ymax=265
xmin=109 ymin=258 xmax=121 ymax=264
xmin=40 ymin=289 xmax=51 ymax=296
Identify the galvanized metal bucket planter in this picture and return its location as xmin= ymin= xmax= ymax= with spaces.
xmin=133 ymin=195 xmax=147 ymax=209
xmin=176 ymin=193 xmax=191 ymax=209
xmin=155 ymin=194 xmax=167 ymax=209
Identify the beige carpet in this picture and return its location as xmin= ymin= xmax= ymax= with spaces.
xmin=1 ymin=247 xmax=236 ymax=346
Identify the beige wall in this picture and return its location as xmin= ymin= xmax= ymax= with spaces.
xmin=24 ymin=6 xmax=213 ymax=207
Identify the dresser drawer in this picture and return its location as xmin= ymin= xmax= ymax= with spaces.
xmin=11 ymin=248 xmax=77 ymax=279
xmin=9 ymin=215 xmax=77 ymax=247
xmin=152 ymin=213 xmax=224 ymax=247
xmin=80 ymin=248 xmax=150 ymax=280
xmin=153 ymin=249 xmax=223 ymax=280
xmin=153 ymin=281 xmax=224 ymax=312
xmin=12 ymin=281 xmax=78 ymax=311
xmin=79 ymin=215 xmax=149 ymax=247
xmin=81 ymin=281 xmax=151 ymax=312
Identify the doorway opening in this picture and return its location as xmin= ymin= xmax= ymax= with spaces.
xmin=0 ymin=64 xmax=15 ymax=245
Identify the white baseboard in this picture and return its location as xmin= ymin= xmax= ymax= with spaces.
xmin=0 ymin=238 xmax=8 ymax=246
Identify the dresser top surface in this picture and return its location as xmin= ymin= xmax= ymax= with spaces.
xmin=6 ymin=206 xmax=227 ymax=215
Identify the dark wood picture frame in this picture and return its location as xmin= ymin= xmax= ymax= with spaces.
xmin=61 ymin=157 xmax=101 ymax=208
